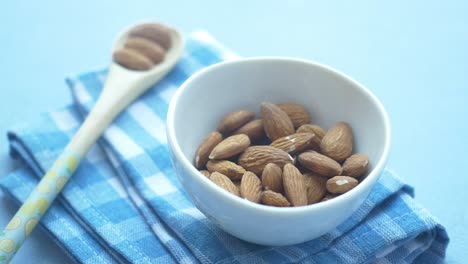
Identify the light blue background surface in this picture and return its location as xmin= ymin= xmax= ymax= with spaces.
xmin=0 ymin=1 xmax=466 ymax=263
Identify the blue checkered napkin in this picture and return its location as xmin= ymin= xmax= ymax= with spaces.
xmin=0 ymin=31 xmax=448 ymax=264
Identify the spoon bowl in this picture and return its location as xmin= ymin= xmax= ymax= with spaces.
xmin=110 ymin=22 xmax=184 ymax=88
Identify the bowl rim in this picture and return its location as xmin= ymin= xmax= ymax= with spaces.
xmin=167 ymin=56 xmax=391 ymax=215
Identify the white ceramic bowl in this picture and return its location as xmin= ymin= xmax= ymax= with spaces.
xmin=166 ymin=57 xmax=390 ymax=246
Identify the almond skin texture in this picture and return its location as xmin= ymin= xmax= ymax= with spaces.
xmin=240 ymin=172 xmax=262 ymax=203
xmin=297 ymin=124 xmax=326 ymax=141
xmin=238 ymin=146 xmax=294 ymax=175
xmin=206 ymin=160 xmax=246 ymax=180
xmin=303 ymin=173 xmax=328 ymax=204
xmin=209 ymin=134 xmax=250 ymax=160
xmin=199 ymin=170 xmax=210 ymax=177
xmin=125 ymin=37 xmax=165 ymax=64
xmin=261 ymin=102 xmax=295 ymax=141
xmin=218 ymin=110 xmax=255 ymax=134
xmin=298 ymin=151 xmax=342 ymax=177
xmin=129 ymin=23 xmax=172 ymax=50
xmin=321 ymin=193 xmax=339 ymax=202
xmin=326 ymin=176 xmax=358 ymax=194
xmin=320 ymin=122 xmax=353 ymax=161
xmin=233 ymin=119 xmax=265 ymax=142
xmin=113 ymin=48 xmax=154 ymax=71
xmin=278 ymin=103 xmax=311 ymax=128
xmin=342 ymin=153 xmax=369 ymax=177
xmin=282 ymin=164 xmax=308 ymax=207
xmin=210 ymin=172 xmax=240 ymax=196
xmin=270 ymin=133 xmax=317 ymax=154
xmin=261 ymin=163 xmax=283 ymax=193
xmin=194 ymin=131 xmax=223 ymax=169
xmin=261 ymin=190 xmax=290 ymax=207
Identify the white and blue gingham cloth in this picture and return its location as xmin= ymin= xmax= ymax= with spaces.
xmin=0 ymin=32 xmax=448 ymax=264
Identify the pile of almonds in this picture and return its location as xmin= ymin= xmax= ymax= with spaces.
xmin=194 ymin=102 xmax=369 ymax=207
xmin=113 ymin=23 xmax=171 ymax=71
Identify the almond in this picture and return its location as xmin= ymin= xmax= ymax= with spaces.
xmin=125 ymin=37 xmax=165 ymax=64
xmin=278 ymin=103 xmax=311 ymax=128
xmin=199 ymin=170 xmax=210 ymax=177
xmin=240 ymin=172 xmax=262 ymax=203
xmin=296 ymin=124 xmax=326 ymax=141
xmin=209 ymin=134 xmax=250 ymax=159
xmin=261 ymin=190 xmax=290 ymax=207
xmin=194 ymin=131 xmax=223 ymax=169
xmin=129 ymin=23 xmax=172 ymax=50
xmin=282 ymin=164 xmax=308 ymax=207
xmin=342 ymin=153 xmax=369 ymax=177
xmin=113 ymin=48 xmax=154 ymax=71
xmin=326 ymin=176 xmax=358 ymax=194
xmin=298 ymin=151 xmax=342 ymax=177
xmin=238 ymin=146 xmax=294 ymax=175
xmin=233 ymin=119 xmax=265 ymax=142
xmin=210 ymin=172 xmax=240 ymax=196
xmin=321 ymin=193 xmax=339 ymax=202
xmin=218 ymin=110 xmax=255 ymax=134
xmin=270 ymin=133 xmax=318 ymax=154
xmin=320 ymin=122 xmax=353 ymax=161
xmin=206 ymin=160 xmax=246 ymax=180
xmin=261 ymin=163 xmax=283 ymax=193
xmin=261 ymin=102 xmax=295 ymax=141
xmin=303 ymin=173 xmax=328 ymax=204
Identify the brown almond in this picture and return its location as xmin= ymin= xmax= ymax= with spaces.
xmin=240 ymin=172 xmax=262 ymax=203
xmin=209 ymin=134 xmax=250 ymax=159
xmin=261 ymin=163 xmax=283 ymax=193
xmin=326 ymin=176 xmax=358 ymax=194
xmin=261 ymin=190 xmax=290 ymax=207
xmin=210 ymin=172 xmax=240 ymax=196
xmin=298 ymin=151 xmax=342 ymax=177
xmin=125 ymin=37 xmax=165 ymax=64
xmin=303 ymin=173 xmax=328 ymax=204
xmin=320 ymin=122 xmax=353 ymax=161
xmin=342 ymin=153 xmax=369 ymax=177
xmin=238 ymin=146 xmax=294 ymax=175
xmin=113 ymin=48 xmax=154 ymax=71
xmin=282 ymin=164 xmax=308 ymax=207
xmin=218 ymin=110 xmax=255 ymax=134
xmin=297 ymin=124 xmax=326 ymax=141
xmin=129 ymin=23 xmax=172 ymax=50
xmin=270 ymin=133 xmax=318 ymax=154
xmin=321 ymin=193 xmax=339 ymax=202
xmin=233 ymin=119 xmax=265 ymax=142
xmin=278 ymin=103 xmax=311 ymax=128
xmin=194 ymin=131 xmax=223 ymax=169
xmin=261 ymin=102 xmax=295 ymax=141
xmin=199 ymin=170 xmax=210 ymax=177
xmin=206 ymin=160 xmax=246 ymax=180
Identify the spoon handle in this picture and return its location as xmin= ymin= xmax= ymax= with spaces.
xmin=0 ymin=66 xmax=146 ymax=263
xmin=0 ymin=104 xmax=114 ymax=263
xmin=0 ymin=148 xmax=81 ymax=263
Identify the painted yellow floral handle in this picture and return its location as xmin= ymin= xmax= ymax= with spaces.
xmin=0 ymin=149 xmax=81 ymax=263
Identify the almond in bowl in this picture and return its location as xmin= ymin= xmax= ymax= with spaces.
xmin=194 ymin=101 xmax=370 ymax=207
xmin=166 ymin=57 xmax=390 ymax=246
